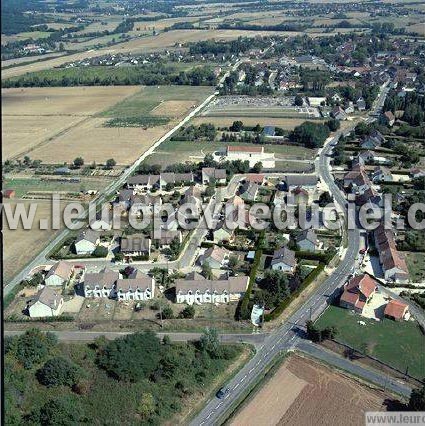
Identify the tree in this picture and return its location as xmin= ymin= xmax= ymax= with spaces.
xmin=161 ymin=305 xmax=174 ymax=319
xmin=137 ymin=393 xmax=155 ymax=419
xmin=179 ymin=305 xmax=195 ymax=319
xmin=105 ymin=158 xmax=116 ymax=169
xmin=228 ymin=255 xmax=238 ymax=273
xmin=73 ymin=157 xmax=84 ymax=168
xmin=10 ymin=329 xmax=57 ymax=369
xmin=201 ymin=262 xmax=213 ymax=280
xmin=36 ymin=396 xmax=82 ymax=425
xmin=36 ymin=357 xmax=81 ymax=387
xmin=318 ymin=191 xmax=333 ymax=207
xmin=259 ymin=270 xmax=290 ymax=307
xmin=294 ymin=94 xmax=303 ymax=106
xmin=290 ymin=121 xmax=330 ymax=148
xmin=306 ymin=320 xmax=321 ymax=342
xmin=93 ymin=246 xmax=108 ymax=257
xmin=251 ymin=161 xmax=263 ymax=173
xmin=326 ymin=118 xmax=340 ymax=132
xmin=198 ymin=328 xmax=221 ymax=358
xmin=97 ymin=331 xmax=162 ymax=381
xmin=230 ymin=120 xmax=243 ymax=132
xmin=408 ymin=384 xmax=425 ymax=411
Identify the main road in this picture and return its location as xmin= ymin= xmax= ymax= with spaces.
xmin=189 ymin=83 xmax=392 ymax=426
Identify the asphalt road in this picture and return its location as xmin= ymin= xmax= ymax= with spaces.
xmin=189 ymin=83 xmax=394 ymax=426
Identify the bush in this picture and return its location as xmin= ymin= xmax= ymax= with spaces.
xmin=160 ymin=305 xmax=174 ymax=319
xmin=36 ymin=357 xmax=81 ymax=387
xmin=93 ymin=246 xmax=108 ymax=257
xmin=178 ymin=305 xmax=195 ymax=319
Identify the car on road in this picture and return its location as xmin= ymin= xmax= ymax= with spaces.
xmin=216 ymin=387 xmax=230 ymax=399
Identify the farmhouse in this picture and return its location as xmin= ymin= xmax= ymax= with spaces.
xmin=116 ymin=269 xmax=155 ymax=301
xmin=384 ymin=299 xmax=410 ymax=321
xmin=202 ymin=168 xmax=227 ymax=184
xmin=374 ymin=224 xmax=409 ymax=283
xmin=225 ymin=145 xmax=275 ymax=168
xmin=45 ymin=261 xmax=73 ymax=287
xmin=175 ymin=273 xmax=249 ymax=304
xmin=75 ymin=229 xmax=100 ymax=255
xmin=339 ymin=274 xmax=378 ymax=314
xmin=27 ymin=286 xmax=64 ymax=318
xmin=84 ymin=268 xmax=121 ymax=298
xmin=127 ymin=174 xmax=160 ymax=191
xmin=270 ymin=247 xmax=296 ymax=273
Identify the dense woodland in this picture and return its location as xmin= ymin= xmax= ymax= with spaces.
xmin=5 ymin=329 xmax=243 ymax=425
xmin=2 ymin=65 xmax=217 ymax=87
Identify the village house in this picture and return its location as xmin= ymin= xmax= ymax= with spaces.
xmin=225 ymin=145 xmax=275 ymax=168
xmin=410 ymin=167 xmax=425 ymax=179
xmin=75 ymin=229 xmax=100 ymax=255
xmin=331 ymin=106 xmax=346 ymax=120
xmin=126 ymin=174 xmax=160 ymax=191
xmin=384 ymin=299 xmax=410 ymax=321
xmin=360 ymin=134 xmax=383 ymax=150
xmin=372 ymin=166 xmax=393 ymax=183
xmin=45 ymin=261 xmax=73 ymax=287
xmin=343 ymin=167 xmax=371 ymax=195
xmin=296 ymin=229 xmax=320 ymax=252
xmin=356 ymin=97 xmax=366 ymax=111
xmin=201 ymin=168 xmax=227 ymax=185
xmin=84 ymin=268 xmax=121 ymax=298
xmin=175 ymin=273 xmax=249 ymax=304
xmin=116 ymin=269 xmax=155 ymax=301
xmin=199 ymin=245 xmax=231 ymax=269
xmin=374 ymin=224 xmax=409 ymax=283
xmin=27 ymin=287 xmax=64 ymax=318
xmin=120 ymin=234 xmax=151 ymax=259
xmin=153 ymin=229 xmax=183 ymax=248
xmin=159 ymin=172 xmax=194 ymax=189
xmin=239 ymin=181 xmax=259 ymax=202
xmin=339 ymin=274 xmax=378 ymax=314
xmin=357 ymin=150 xmax=390 ymax=165
xmin=381 ymin=111 xmax=395 ymax=127
xmin=212 ymin=222 xmax=234 ymax=244
xmin=289 ymin=186 xmax=310 ymax=205
xmin=270 ymin=247 xmax=296 ymax=273
xmin=281 ymin=174 xmax=317 ymax=191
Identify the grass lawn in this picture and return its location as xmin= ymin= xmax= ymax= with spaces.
xmin=315 ymin=305 xmax=425 ymax=379
xmin=404 ymin=252 xmax=425 ymax=282
xmin=3 ymin=177 xmax=107 ymax=198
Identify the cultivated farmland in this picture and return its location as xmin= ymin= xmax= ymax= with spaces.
xmin=2 ymin=85 xmax=213 ymax=164
xmin=231 ymin=355 xmax=392 ymax=426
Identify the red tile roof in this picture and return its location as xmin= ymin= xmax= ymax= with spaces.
xmin=384 ymin=299 xmax=408 ymax=320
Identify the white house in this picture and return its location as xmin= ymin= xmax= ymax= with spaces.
xmin=27 ymin=287 xmax=64 ymax=318
xmin=270 ymin=247 xmax=296 ymax=273
xmin=84 ymin=268 xmax=121 ymax=298
xmin=116 ymin=269 xmax=155 ymax=301
xmin=175 ymin=273 xmax=249 ymax=305
xmin=44 ymin=261 xmax=73 ymax=287
xmin=225 ymin=145 xmax=275 ymax=168
xmin=75 ymin=229 xmax=100 ymax=255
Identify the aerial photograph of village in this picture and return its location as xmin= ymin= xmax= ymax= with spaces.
xmin=1 ymin=0 xmax=425 ymax=424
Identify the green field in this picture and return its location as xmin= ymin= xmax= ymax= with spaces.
xmin=99 ymin=85 xmax=213 ymax=127
xmin=405 ymin=252 xmax=425 ymax=282
xmin=316 ymin=305 xmax=425 ymax=379
xmin=3 ymin=177 xmax=107 ymax=198
xmin=100 ymin=86 xmax=213 ymax=118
